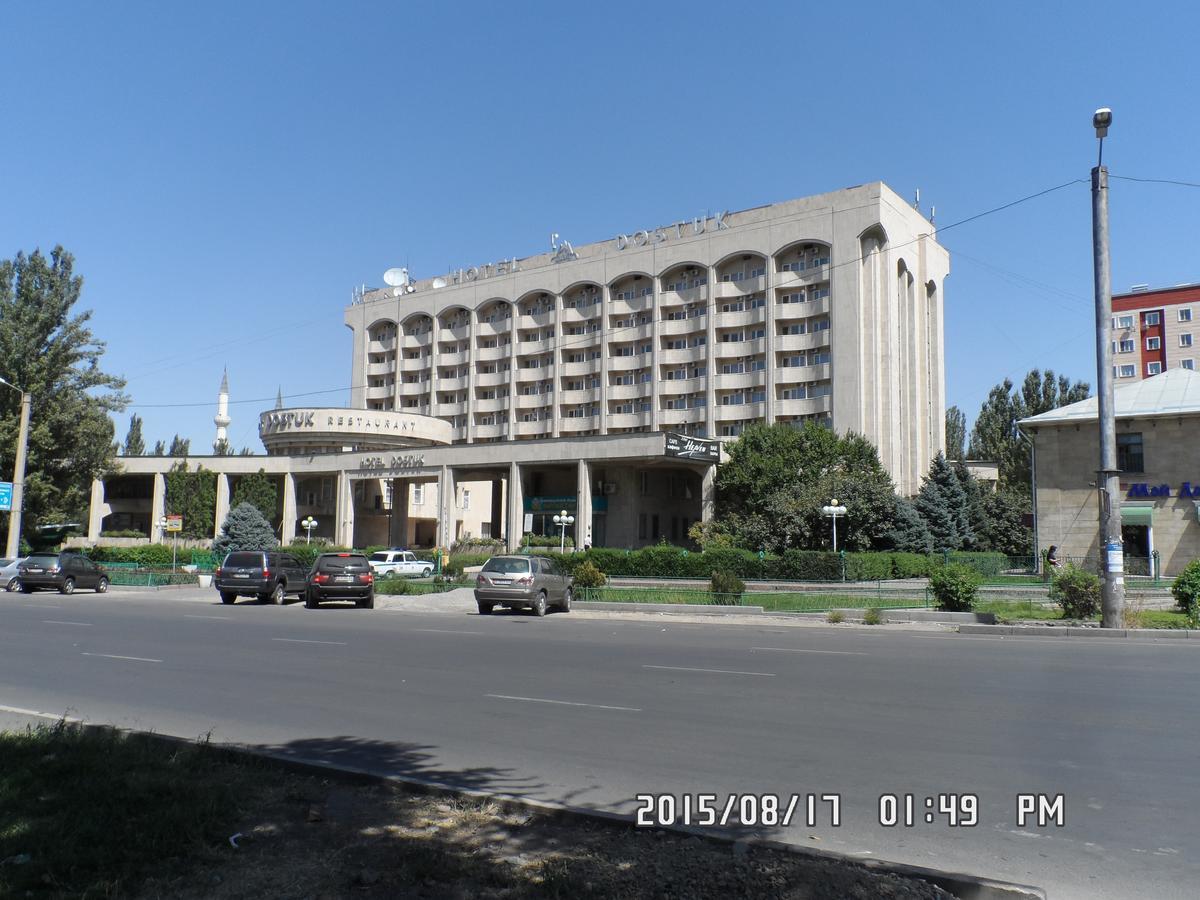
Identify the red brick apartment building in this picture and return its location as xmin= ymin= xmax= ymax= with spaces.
xmin=1112 ymin=282 xmax=1200 ymax=381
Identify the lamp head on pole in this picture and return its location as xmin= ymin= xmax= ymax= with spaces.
xmin=1093 ymin=107 xmax=1112 ymax=139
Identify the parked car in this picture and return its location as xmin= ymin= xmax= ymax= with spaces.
xmin=306 ymin=552 xmax=375 ymax=609
xmin=368 ymin=549 xmax=433 ymax=578
xmin=1 ymin=557 xmax=27 ymax=592
xmin=18 ymin=552 xmax=109 ymax=594
xmin=474 ymin=555 xmax=573 ymax=616
xmin=213 ymin=551 xmax=309 ymax=604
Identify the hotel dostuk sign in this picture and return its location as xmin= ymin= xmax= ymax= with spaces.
xmin=614 ymin=211 xmax=729 ymax=250
xmin=664 ymin=433 xmax=720 ymax=463
xmin=259 ymin=410 xmax=423 ymax=434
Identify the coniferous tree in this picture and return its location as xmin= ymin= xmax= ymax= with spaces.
xmin=884 ymin=496 xmax=934 ymax=553
xmin=212 ymin=438 xmax=233 ymax=456
xmin=212 ymin=502 xmax=278 ymax=556
xmin=122 ymin=414 xmax=145 ymax=456
xmin=152 ymin=440 xmax=166 ymax=456
xmin=231 ymin=470 xmax=277 ymax=523
xmin=164 ymin=462 xmax=216 ymax=539
xmin=945 ymin=406 xmax=966 ymax=461
xmin=914 ymin=452 xmax=973 ymax=552
xmin=167 ymin=435 xmax=190 ymax=457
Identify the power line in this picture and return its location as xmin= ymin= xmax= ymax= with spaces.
xmin=1110 ymin=174 xmax=1200 ymax=189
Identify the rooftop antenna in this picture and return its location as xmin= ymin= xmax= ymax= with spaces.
xmin=914 ymin=188 xmax=921 ymax=211
xmin=930 ymin=205 xmax=936 ymax=228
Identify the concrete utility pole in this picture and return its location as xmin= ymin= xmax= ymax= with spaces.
xmin=1091 ymin=108 xmax=1125 ymax=628
xmin=1 ymin=378 xmax=31 ymax=559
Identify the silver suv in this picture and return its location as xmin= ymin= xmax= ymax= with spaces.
xmin=474 ymin=555 xmax=573 ymax=616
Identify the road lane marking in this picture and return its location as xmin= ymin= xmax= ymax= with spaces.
xmin=81 ymin=652 xmax=162 ymax=663
xmin=642 ymin=664 xmax=776 ymax=677
xmin=485 ymin=693 xmax=641 ymax=712
xmin=410 ymin=628 xmax=484 ymax=635
xmin=22 ymin=604 xmax=62 ymax=609
xmin=751 ymin=647 xmax=868 ymax=655
xmin=271 ymin=638 xmax=348 ymax=646
xmin=184 ymin=614 xmax=232 ymax=621
xmin=42 ymin=620 xmax=93 ymax=627
xmin=0 ymin=704 xmax=83 ymax=722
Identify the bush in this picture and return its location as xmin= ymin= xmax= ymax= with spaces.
xmin=1050 ymin=564 xmax=1101 ymax=619
xmin=212 ymin=503 xmax=277 ymax=556
xmin=98 ymin=529 xmax=147 ymax=539
xmin=826 ymin=610 xmax=845 ymax=624
xmin=1171 ymin=559 xmax=1200 ymax=625
xmin=844 ymin=552 xmax=890 ymax=581
xmin=709 ymin=569 xmax=745 ymax=601
xmin=890 ymin=553 xmax=930 ymax=579
xmin=572 ymin=560 xmax=607 ymax=588
xmin=929 ymin=563 xmax=983 ymax=611
xmin=86 ymin=544 xmax=176 ymax=567
xmin=862 ymin=608 xmax=883 ymax=625
xmin=769 ymin=549 xmax=842 ymax=581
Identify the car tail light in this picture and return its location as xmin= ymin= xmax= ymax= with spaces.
xmin=313 ymin=573 xmax=329 ymax=584
xmin=262 ymin=568 xmax=270 ymax=578
xmin=515 ymin=575 xmax=533 ymax=586
xmin=358 ymin=573 xmax=373 ymax=584
xmin=213 ymin=567 xmax=222 ymax=577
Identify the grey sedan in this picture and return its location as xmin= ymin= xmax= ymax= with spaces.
xmin=0 ymin=557 xmax=27 ymax=591
xmin=474 ymin=555 xmax=573 ymax=616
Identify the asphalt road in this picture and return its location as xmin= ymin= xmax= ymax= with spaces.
xmin=1 ymin=587 xmax=1197 ymax=899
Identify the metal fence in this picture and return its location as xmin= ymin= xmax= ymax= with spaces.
xmin=579 ymin=585 xmax=932 ymax=612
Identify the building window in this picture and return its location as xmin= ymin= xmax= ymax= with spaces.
xmin=1180 ymin=308 xmax=1193 ymax=322
xmin=1183 ymin=359 xmax=1195 ymax=370
xmin=1181 ymin=334 xmax=1193 ymax=348
xmin=1116 ymin=315 xmax=1134 ymax=329
xmin=1146 ymin=336 xmax=1161 ymax=351
xmin=1147 ymin=361 xmax=1162 ymax=375
xmin=413 ymin=484 xmax=424 ymax=505
xmin=1117 ymin=433 xmax=1144 ymax=473
xmin=1119 ymin=339 xmax=1135 ymax=353
xmin=1118 ymin=365 xmax=1136 ymax=378
xmin=1145 ymin=311 xmax=1161 ymax=326
xmin=638 ymin=513 xmax=647 ymax=540
xmin=639 ymin=472 xmax=649 ymax=496
xmin=461 ymin=489 xmax=470 ymax=510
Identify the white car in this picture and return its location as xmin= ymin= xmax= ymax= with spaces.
xmin=368 ymin=549 xmax=433 ymax=578
xmin=1 ymin=557 xmax=28 ymax=591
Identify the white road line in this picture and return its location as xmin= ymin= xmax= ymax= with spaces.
xmin=22 ymin=604 xmax=62 ymax=609
xmin=0 ymin=704 xmax=83 ymax=723
xmin=184 ymin=615 xmax=232 ymax=621
xmin=42 ymin=620 xmax=93 ymax=627
xmin=642 ymin=664 xmax=776 ymax=677
xmin=81 ymin=652 xmax=162 ymax=663
xmin=271 ymin=638 xmax=348 ymax=646
xmin=485 ymin=693 xmax=641 ymax=712
xmin=410 ymin=628 xmax=484 ymax=635
xmin=751 ymin=646 xmax=868 ymax=655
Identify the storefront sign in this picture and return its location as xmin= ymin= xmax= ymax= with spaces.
xmin=614 ymin=211 xmax=729 ymax=250
xmin=1125 ymin=482 xmax=1200 ymax=498
xmin=664 ymin=433 xmax=720 ymax=463
xmin=359 ymin=454 xmax=426 ymax=472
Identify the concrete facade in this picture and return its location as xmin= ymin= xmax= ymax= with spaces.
xmin=1112 ymin=282 xmax=1200 ymax=381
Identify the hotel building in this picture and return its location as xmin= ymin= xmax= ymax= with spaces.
xmin=1112 ymin=282 xmax=1200 ymax=381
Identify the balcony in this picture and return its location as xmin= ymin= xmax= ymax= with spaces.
xmin=608 ymin=382 xmax=651 ymax=401
xmin=659 ymin=375 xmax=706 ymax=394
xmin=513 ymin=420 xmax=554 ymax=438
xmin=560 ymin=387 xmax=601 ymax=405
xmin=658 ymin=317 xmax=706 ymax=337
xmin=659 ymin=284 xmax=708 ymax=305
xmin=437 ymin=349 xmax=469 ymax=367
xmin=397 ymin=380 xmax=430 ymax=397
xmin=715 ymin=306 xmax=767 ymax=329
xmin=609 ymin=293 xmax=654 ymax=314
xmin=777 ymin=362 xmax=832 ymax=382
xmin=713 ymin=275 xmax=766 ymax=298
xmin=609 ymin=321 xmax=654 ymax=342
xmin=475 ymin=318 xmax=513 ymax=337
xmin=437 ymin=374 xmax=468 ymax=392
xmin=472 ymin=422 xmax=510 ymax=440
xmin=475 ymin=370 xmax=510 ymax=388
xmin=773 ymin=264 xmax=829 ymax=289
xmin=715 ymin=337 xmax=766 ymax=358
xmin=607 ymin=411 xmax=653 ymax=430
xmin=558 ymin=306 xmax=590 ymax=325
xmin=715 ymin=400 xmax=765 ymax=420
xmin=518 ymin=310 xmax=556 ymax=328
xmin=367 ymin=335 xmax=396 ymax=353
xmin=436 ymin=400 xmax=468 ymax=417
xmin=558 ymin=360 xmax=595 ymax=378
xmin=476 ymin=345 xmax=513 ymax=363
xmin=658 ymin=347 xmax=701 ymax=366
xmin=774 ymin=395 xmax=833 ymax=418
xmin=366 ymin=359 xmax=395 ymax=377
xmin=559 ymin=415 xmax=598 ymax=432
xmin=774 ymin=296 xmax=830 ymax=320
xmin=657 ymin=407 xmax=699 ymax=426
xmin=776 ymin=332 xmax=830 ymax=353
xmin=608 ymin=353 xmax=648 ymax=371
xmin=439 ymin=322 xmax=471 ymax=341
xmin=400 ymin=331 xmax=434 ymax=350
xmin=516 ymin=392 xmax=553 ymax=409
xmin=518 ymin=336 xmax=555 ymax=352
xmin=473 ymin=396 xmax=511 ymax=414
xmin=365 ymin=384 xmax=393 ymax=402
xmin=713 ymin=370 xmax=767 ymax=391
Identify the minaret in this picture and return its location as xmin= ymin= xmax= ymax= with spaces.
xmin=214 ymin=368 xmax=231 ymax=448
xmin=275 ymin=386 xmax=284 ymax=410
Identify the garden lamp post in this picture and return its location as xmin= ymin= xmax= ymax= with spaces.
xmin=157 ymin=515 xmax=178 ymax=573
xmin=301 ymin=516 xmax=318 ymax=545
xmin=0 ymin=376 xmax=31 ymax=560
xmin=821 ymin=499 xmax=848 ymax=552
xmin=552 ymin=510 xmax=575 ymax=554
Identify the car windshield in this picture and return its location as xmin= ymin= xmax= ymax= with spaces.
xmin=482 ymin=557 xmax=531 ymax=575
xmin=318 ymin=555 xmax=369 ymax=572
xmin=224 ymin=552 xmax=263 ymax=568
xmin=24 ymin=554 xmax=59 ymax=567
xmin=0 ymin=559 xmax=12 ymax=567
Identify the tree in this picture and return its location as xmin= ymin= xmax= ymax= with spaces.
xmin=914 ymin=452 xmax=973 ymax=552
xmin=884 ymin=496 xmax=933 ymax=553
xmin=978 ymin=488 xmax=1032 ymax=557
xmin=212 ymin=438 xmax=233 ymax=456
xmin=152 ymin=440 xmax=166 ymax=456
xmin=0 ymin=247 xmax=128 ymax=528
xmin=168 ymin=435 xmax=190 ymax=457
xmin=122 ymin=414 xmax=145 ymax=456
xmin=164 ymin=462 xmax=216 ymax=539
xmin=945 ymin=406 xmax=966 ymax=461
xmin=967 ymin=369 xmax=1089 ymax=494
xmin=213 ymin=502 xmax=278 ymax=556
xmin=232 ymin=470 xmax=277 ymax=523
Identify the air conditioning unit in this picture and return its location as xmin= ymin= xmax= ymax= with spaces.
xmin=603 ymin=483 xmax=618 ymax=495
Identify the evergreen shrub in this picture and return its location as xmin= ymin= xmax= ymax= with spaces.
xmin=929 ymin=563 xmax=983 ymax=611
xmin=1050 ymin=564 xmax=1101 ymax=619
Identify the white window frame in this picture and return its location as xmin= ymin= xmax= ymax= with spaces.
xmin=1145 ymin=311 xmax=1161 ymax=326
xmin=1183 ymin=359 xmax=1195 ymax=370
xmin=1180 ymin=308 xmax=1193 ymax=322
xmin=1118 ymin=364 xmax=1136 ymax=378
xmin=1181 ymin=333 xmax=1193 ymax=348
xmin=1147 ymin=361 xmax=1162 ymax=375
xmin=1146 ymin=336 xmax=1161 ymax=351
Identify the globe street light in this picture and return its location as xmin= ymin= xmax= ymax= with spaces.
xmin=821 ymin=499 xmax=848 ymax=552
xmin=0 ymin=376 xmax=32 ymax=560
xmin=552 ymin=509 xmax=575 ymax=555
xmin=301 ymin=516 xmax=318 ymax=545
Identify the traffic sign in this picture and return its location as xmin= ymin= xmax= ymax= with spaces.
xmin=0 ymin=482 xmax=11 ymax=512
xmin=165 ymin=514 xmax=183 ymax=533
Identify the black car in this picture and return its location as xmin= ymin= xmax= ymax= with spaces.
xmin=213 ymin=551 xmax=309 ymax=604
xmin=306 ymin=552 xmax=374 ymax=609
xmin=18 ymin=552 xmax=109 ymax=594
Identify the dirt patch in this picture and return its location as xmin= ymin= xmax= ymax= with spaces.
xmin=136 ymin=775 xmax=954 ymax=900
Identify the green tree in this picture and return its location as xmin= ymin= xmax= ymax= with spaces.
xmin=164 ymin=462 xmax=216 ymax=539
xmin=968 ymin=369 xmax=1089 ymax=493
xmin=167 ymin=435 xmax=190 ymax=457
xmin=212 ymin=438 xmax=233 ymax=456
xmin=122 ymin=414 xmax=145 ymax=456
xmin=152 ymin=439 xmax=166 ymax=456
xmin=232 ymin=470 xmax=277 ymax=524
xmin=213 ymin=502 xmax=278 ymax=556
xmin=0 ymin=247 xmax=128 ymax=528
xmin=884 ymin=496 xmax=933 ymax=553
xmin=914 ymin=452 xmax=973 ymax=551
xmin=977 ymin=488 xmax=1032 ymax=557
xmin=945 ymin=406 xmax=966 ymax=461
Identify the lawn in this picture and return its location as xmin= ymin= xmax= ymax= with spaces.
xmin=974 ymin=600 xmax=1191 ymax=629
xmin=579 ymin=586 xmax=929 ymax=612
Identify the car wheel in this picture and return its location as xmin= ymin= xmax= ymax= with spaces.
xmin=559 ymin=586 xmax=572 ymax=612
xmin=422 ymin=567 xmax=432 ymax=577
xmin=269 ymin=582 xmax=284 ymax=605
xmin=305 ymin=591 xmax=318 ymax=610
xmin=7 ymin=577 xmax=20 ymax=592
xmin=532 ymin=591 xmax=547 ymax=617
xmin=477 ymin=602 xmax=493 ymax=615
xmin=220 ymin=592 xmax=236 ymax=605
xmin=60 ymin=577 xmax=75 ymax=595
xmin=360 ymin=592 xmax=375 ymax=610
xmin=96 ymin=577 xmax=109 ymax=594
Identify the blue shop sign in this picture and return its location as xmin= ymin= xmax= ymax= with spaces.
xmin=1125 ymin=482 xmax=1200 ymax=499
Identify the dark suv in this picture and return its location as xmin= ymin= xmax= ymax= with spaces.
xmin=306 ymin=553 xmax=375 ymax=609
xmin=213 ymin=551 xmax=309 ymax=605
xmin=18 ymin=552 xmax=109 ymax=594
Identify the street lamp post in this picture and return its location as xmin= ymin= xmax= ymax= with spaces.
xmin=821 ymin=499 xmax=848 ymax=552
xmin=552 ymin=510 xmax=575 ymax=554
xmin=1090 ymin=107 xmax=1125 ymax=628
xmin=301 ymin=516 xmax=318 ymax=545
xmin=157 ymin=516 xmax=178 ymax=573
xmin=0 ymin=377 xmax=31 ymax=560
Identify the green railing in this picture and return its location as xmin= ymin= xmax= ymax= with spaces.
xmin=107 ymin=571 xmax=199 ymax=587
xmin=578 ymin=585 xmax=931 ymax=612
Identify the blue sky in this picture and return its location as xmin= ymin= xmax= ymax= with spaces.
xmin=3 ymin=0 xmax=1198 ymax=453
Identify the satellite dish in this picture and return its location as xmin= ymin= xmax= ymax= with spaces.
xmin=383 ymin=267 xmax=409 ymax=287
xmin=431 ymin=277 xmax=448 ymax=289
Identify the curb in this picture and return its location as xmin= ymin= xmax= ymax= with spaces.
xmin=958 ymin=623 xmax=1198 ymax=639
xmin=103 ymin=726 xmax=1041 ymax=900
xmin=575 ymin=601 xmax=764 ymax=615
